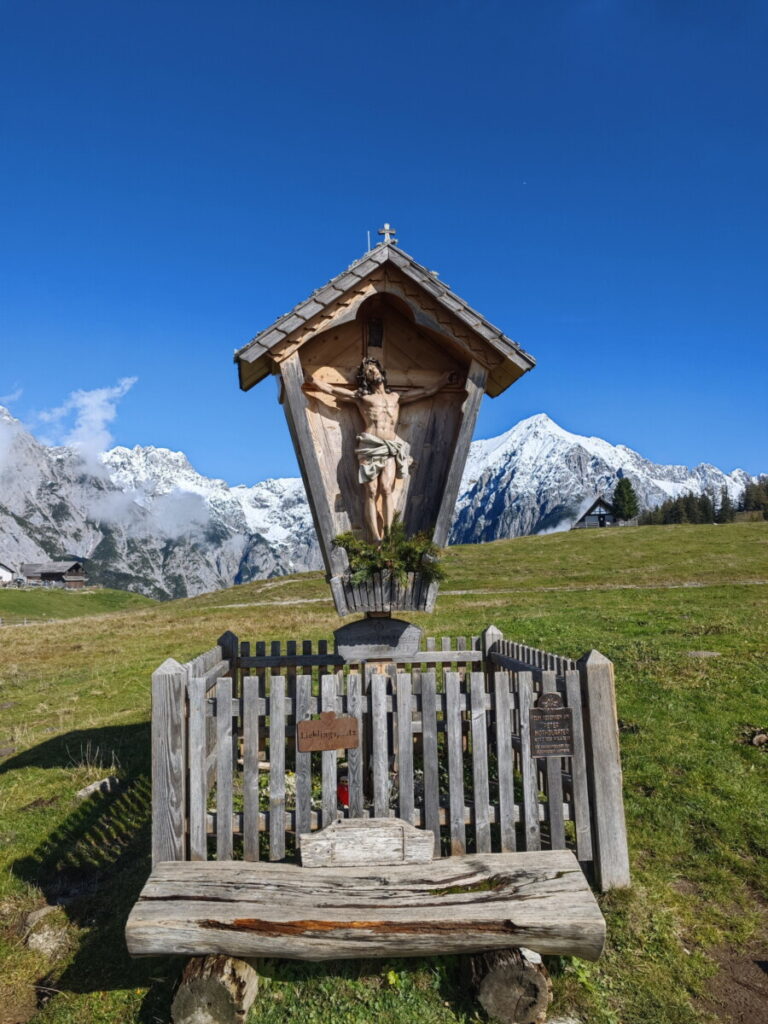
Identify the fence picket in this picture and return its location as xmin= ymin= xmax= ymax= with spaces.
xmin=347 ymin=672 xmax=364 ymax=817
xmin=371 ymin=674 xmax=389 ymax=817
xmin=421 ymin=670 xmax=440 ymax=855
xmin=397 ymin=673 xmax=414 ymax=824
xmin=242 ymin=676 xmax=260 ymax=861
xmin=216 ymin=675 xmax=233 ymax=860
xmin=470 ymin=671 xmax=491 ymax=852
xmin=494 ymin=670 xmax=516 ymax=852
xmin=445 ymin=672 xmax=466 ymax=855
xmin=295 ymin=674 xmax=312 ymax=839
xmin=518 ymin=671 xmax=541 ymax=851
xmin=188 ymin=676 xmax=207 ymax=861
xmin=321 ymin=674 xmax=338 ymax=828
xmin=565 ymin=668 xmax=593 ymax=863
xmin=269 ymin=676 xmax=286 ymax=861
xmin=542 ymin=670 xmax=566 ymax=849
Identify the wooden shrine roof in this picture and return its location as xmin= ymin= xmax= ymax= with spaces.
xmin=234 ymin=243 xmax=536 ymax=396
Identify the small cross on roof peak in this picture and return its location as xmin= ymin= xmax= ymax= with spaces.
xmin=378 ymin=222 xmax=397 ymax=244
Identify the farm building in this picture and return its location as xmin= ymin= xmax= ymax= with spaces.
xmin=572 ymin=497 xmax=636 ymax=529
xmin=0 ymin=562 xmax=15 ymax=586
xmin=20 ymin=561 xmax=88 ymax=589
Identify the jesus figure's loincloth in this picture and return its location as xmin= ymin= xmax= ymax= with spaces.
xmin=355 ymin=432 xmax=412 ymax=484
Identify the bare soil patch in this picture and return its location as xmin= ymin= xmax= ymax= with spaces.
xmin=697 ymin=916 xmax=768 ymax=1024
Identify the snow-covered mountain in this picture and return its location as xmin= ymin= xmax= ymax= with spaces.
xmin=451 ymin=413 xmax=752 ymax=543
xmin=0 ymin=406 xmax=755 ymax=599
xmin=0 ymin=406 xmax=319 ymax=599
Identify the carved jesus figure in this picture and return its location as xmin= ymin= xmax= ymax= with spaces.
xmin=303 ymin=358 xmax=455 ymax=542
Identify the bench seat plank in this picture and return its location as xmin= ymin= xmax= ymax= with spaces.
xmin=126 ymin=850 xmax=605 ymax=961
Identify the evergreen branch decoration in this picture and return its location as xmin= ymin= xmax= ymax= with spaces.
xmin=333 ymin=515 xmax=445 ymax=587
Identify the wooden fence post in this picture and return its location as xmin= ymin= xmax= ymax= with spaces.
xmin=218 ymin=631 xmax=240 ymax=772
xmin=481 ymin=624 xmax=504 ymax=675
xmin=151 ymin=658 xmax=187 ymax=866
xmin=577 ymin=650 xmax=631 ymax=890
xmin=217 ymin=631 xmax=239 ymax=688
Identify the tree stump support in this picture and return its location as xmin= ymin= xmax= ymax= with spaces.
xmin=467 ymin=947 xmax=553 ymax=1024
xmin=171 ymin=955 xmax=259 ymax=1024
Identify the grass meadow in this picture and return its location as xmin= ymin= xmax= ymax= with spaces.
xmin=0 ymin=522 xmax=766 ymax=1024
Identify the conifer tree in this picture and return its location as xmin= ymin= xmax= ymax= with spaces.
xmin=717 ymin=486 xmax=734 ymax=524
xmin=612 ymin=478 xmax=639 ymax=520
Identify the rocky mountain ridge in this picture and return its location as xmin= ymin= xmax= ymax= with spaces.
xmin=0 ymin=406 xmax=754 ymax=598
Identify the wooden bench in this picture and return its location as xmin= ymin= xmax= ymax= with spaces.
xmin=131 ymin=628 xmax=629 ymax=1023
xmin=127 ymin=848 xmax=604 ymax=963
xmin=127 ymin=820 xmax=604 ymax=1023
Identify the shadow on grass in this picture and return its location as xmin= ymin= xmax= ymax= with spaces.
xmin=7 ymin=724 xmax=182 ymax=1021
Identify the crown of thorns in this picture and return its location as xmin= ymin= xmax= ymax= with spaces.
xmin=356 ymin=357 xmax=391 ymax=395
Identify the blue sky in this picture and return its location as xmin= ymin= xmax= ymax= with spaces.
xmin=1 ymin=0 xmax=766 ymax=481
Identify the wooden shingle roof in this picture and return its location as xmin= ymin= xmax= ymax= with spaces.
xmin=21 ymin=561 xmax=84 ymax=575
xmin=234 ymin=243 xmax=535 ymax=397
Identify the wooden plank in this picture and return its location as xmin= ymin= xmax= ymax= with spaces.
xmin=243 ymin=676 xmax=260 ymax=862
xmin=295 ymin=675 xmax=313 ymax=839
xmin=517 ymin=671 xmax=541 ymax=852
xmin=280 ymin=352 xmax=346 ymax=576
xmin=151 ymin=659 xmax=187 ymax=865
xmin=470 ymin=672 xmax=491 ymax=853
xmin=493 ymin=671 xmax=516 ymax=852
xmin=371 ymin=674 xmax=389 ymax=817
xmin=432 ymin=360 xmax=488 ymax=547
xmin=187 ymin=646 xmax=223 ymax=677
xmin=215 ymin=676 xmax=234 ymax=860
xmin=187 ymin=676 xmax=208 ymax=861
xmin=347 ymin=673 xmax=364 ymax=817
xmin=414 ymin=650 xmax=484 ymax=665
xmin=541 ymin=671 xmax=565 ymax=851
xmin=445 ymin=671 xmax=466 ymax=855
xmin=578 ymin=651 xmax=630 ymax=889
xmin=208 ymin=796 xmax=572 ymax=838
xmin=396 ymin=674 xmax=414 ymax=825
xmin=269 ymin=676 xmax=286 ymax=861
xmin=321 ymin=674 xmax=338 ymax=828
xmin=125 ymin=850 xmax=606 ymax=961
xmin=565 ymin=669 xmax=593 ymax=865
xmin=300 ymin=818 xmax=434 ymax=867
xmin=420 ymin=670 xmax=440 ymax=856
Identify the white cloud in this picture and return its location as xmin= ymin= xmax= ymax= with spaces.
xmin=90 ymin=486 xmax=211 ymax=539
xmin=0 ymin=386 xmax=23 ymax=406
xmin=38 ymin=377 xmax=137 ymax=462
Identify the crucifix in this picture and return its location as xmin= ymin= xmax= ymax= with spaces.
xmin=303 ymin=359 xmax=458 ymax=543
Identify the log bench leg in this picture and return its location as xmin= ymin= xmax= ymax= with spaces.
xmin=468 ymin=947 xmax=553 ymax=1024
xmin=171 ymin=955 xmax=259 ymax=1024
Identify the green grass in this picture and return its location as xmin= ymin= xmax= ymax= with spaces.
xmin=0 ymin=587 xmax=155 ymax=625
xmin=0 ymin=523 xmax=766 ymax=1024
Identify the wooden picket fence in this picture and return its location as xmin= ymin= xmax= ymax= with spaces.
xmin=151 ymin=627 xmax=630 ymax=891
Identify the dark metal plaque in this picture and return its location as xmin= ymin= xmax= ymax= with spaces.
xmin=529 ymin=693 xmax=574 ymax=758
xmin=297 ymin=711 xmax=359 ymax=753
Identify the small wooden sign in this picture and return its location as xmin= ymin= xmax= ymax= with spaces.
xmin=530 ymin=693 xmax=574 ymax=758
xmin=297 ymin=711 xmax=359 ymax=753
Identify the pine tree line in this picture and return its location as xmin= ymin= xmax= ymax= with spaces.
xmin=637 ymin=476 xmax=768 ymax=526
xmin=740 ymin=475 xmax=768 ymax=517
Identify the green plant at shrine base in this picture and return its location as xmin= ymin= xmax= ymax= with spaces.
xmin=333 ymin=515 xmax=446 ymax=586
